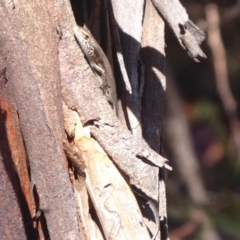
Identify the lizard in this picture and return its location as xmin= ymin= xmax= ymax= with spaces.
xmin=73 ymin=26 xmax=159 ymax=240
xmin=73 ymin=26 xmax=117 ymax=113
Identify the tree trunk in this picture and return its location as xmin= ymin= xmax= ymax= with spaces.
xmin=0 ymin=0 xmax=205 ymax=239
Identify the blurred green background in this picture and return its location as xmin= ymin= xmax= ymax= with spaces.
xmin=165 ymin=1 xmax=240 ymax=239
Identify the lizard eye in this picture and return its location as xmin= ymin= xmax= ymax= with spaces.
xmin=83 ymin=34 xmax=89 ymax=40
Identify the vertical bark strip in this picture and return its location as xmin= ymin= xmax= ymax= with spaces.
xmin=0 ymin=1 xmax=80 ymax=239
xmin=0 ymin=89 xmax=27 ymax=239
xmin=141 ymin=0 xmax=166 ymax=153
xmin=111 ymin=0 xmax=145 ymax=138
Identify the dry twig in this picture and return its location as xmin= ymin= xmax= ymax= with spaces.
xmin=206 ymin=3 xmax=240 ymax=161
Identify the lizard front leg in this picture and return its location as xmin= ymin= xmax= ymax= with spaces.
xmin=91 ymin=63 xmax=109 ymax=97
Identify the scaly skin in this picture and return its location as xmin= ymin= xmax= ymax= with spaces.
xmin=73 ymin=26 xmax=117 ymax=113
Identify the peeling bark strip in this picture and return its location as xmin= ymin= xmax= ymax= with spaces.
xmin=0 ymin=93 xmax=27 ymax=239
xmin=83 ymin=139 xmax=151 ymax=240
xmin=111 ymin=0 xmax=145 ymax=138
xmin=107 ymin=0 xmax=132 ymax=94
xmin=151 ymin=0 xmax=206 ymax=61
xmin=55 ymin=0 xmax=168 ymax=199
xmin=141 ymin=0 xmax=165 ymax=152
xmin=91 ymin=119 xmax=167 ymax=168
xmin=63 ymin=103 xmax=153 ymax=239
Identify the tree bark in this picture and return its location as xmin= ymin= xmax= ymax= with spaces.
xmin=0 ymin=0 xmax=206 ymax=239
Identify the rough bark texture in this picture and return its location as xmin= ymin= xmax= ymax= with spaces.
xmin=0 ymin=75 xmax=38 ymax=239
xmin=141 ymin=0 xmax=166 ymax=153
xmin=111 ymin=0 xmax=145 ymax=138
xmin=0 ymin=0 xmax=207 ymax=238
xmin=0 ymin=1 xmax=80 ymax=239
xmin=63 ymin=106 xmax=152 ymax=239
xmin=151 ymin=0 xmax=206 ymax=62
xmin=0 ymin=94 xmax=27 ymax=239
xmin=56 ymin=0 xmax=166 ymax=238
xmin=56 ymin=0 xmax=167 ymax=199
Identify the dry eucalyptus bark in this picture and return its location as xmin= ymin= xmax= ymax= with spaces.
xmin=0 ymin=1 xmax=80 ymax=239
xmin=0 ymin=57 xmax=36 ymax=240
xmin=141 ymin=0 xmax=166 ymax=154
xmin=0 ymin=0 xmax=207 ymax=238
xmin=151 ymin=0 xmax=206 ymax=62
xmin=56 ymin=0 xmax=167 ymax=197
xmin=141 ymin=2 xmax=168 ymax=238
xmin=56 ymin=0 xmax=166 ymax=238
xmin=111 ymin=0 xmax=145 ymax=138
xmin=0 ymin=70 xmax=27 ymax=238
xmin=0 ymin=152 xmax=27 ymax=239
xmin=63 ymin=104 xmax=152 ymax=239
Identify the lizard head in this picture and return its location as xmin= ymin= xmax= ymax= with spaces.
xmin=73 ymin=26 xmax=95 ymax=57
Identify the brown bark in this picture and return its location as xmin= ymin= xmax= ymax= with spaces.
xmin=0 ymin=1 xmax=80 ymax=239
xmin=0 ymin=86 xmax=27 ymax=239
xmin=0 ymin=0 xmax=206 ymax=239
